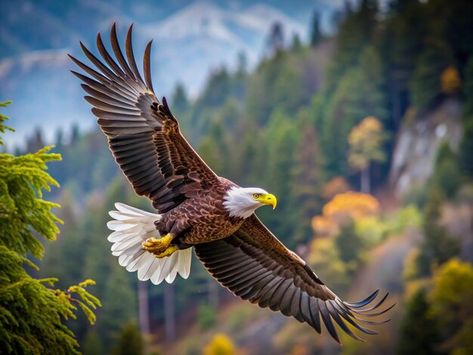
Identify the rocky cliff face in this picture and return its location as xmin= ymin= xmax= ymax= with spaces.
xmin=389 ymin=98 xmax=463 ymax=197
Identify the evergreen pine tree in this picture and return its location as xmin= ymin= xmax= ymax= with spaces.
xmin=112 ymin=322 xmax=144 ymax=355
xmin=290 ymin=111 xmax=325 ymax=243
xmin=464 ymin=58 xmax=473 ymax=116
xmin=0 ymin=102 xmax=100 ymax=354
xmin=171 ymin=82 xmax=190 ymax=133
xmin=310 ymin=10 xmax=322 ymax=47
xmin=409 ymin=40 xmax=453 ymax=109
xmin=416 ymin=189 xmax=460 ymax=276
xmin=459 ymin=119 xmax=473 ymax=178
xmin=397 ymin=289 xmax=439 ymax=355
xmin=266 ymin=21 xmax=285 ymax=54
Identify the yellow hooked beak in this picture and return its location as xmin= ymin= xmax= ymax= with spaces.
xmin=255 ymin=193 xmax=278 ymax=209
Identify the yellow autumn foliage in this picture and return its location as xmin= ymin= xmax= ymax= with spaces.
xmin=348 ymin=116 xmax=386 ymax=171
xmin=429 ymin=259 xmax=473 ymax=354
xmin=203 ymin=333 xmax=236 ymax=355
xmin=430 ymin=259 xmax=473 ymax=322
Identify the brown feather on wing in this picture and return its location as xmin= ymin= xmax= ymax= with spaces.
xmin=69 ymin=23 xmax=219 ymax=213
xmin=195 ymin=215 xmax=393 ymax=343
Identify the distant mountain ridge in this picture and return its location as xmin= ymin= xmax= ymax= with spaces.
xmin=1 ymin=0 xmax=341 ymax=148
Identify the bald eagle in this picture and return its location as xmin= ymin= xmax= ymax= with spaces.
xmin=70 ymin=24 xmax=392 ymax=343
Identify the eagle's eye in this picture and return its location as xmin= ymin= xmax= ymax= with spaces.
xmin=252 ymin=193 xmax=262 ymax=199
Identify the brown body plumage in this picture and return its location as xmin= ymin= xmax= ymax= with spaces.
xmin=70 ymin=23 xmax=393 ymax=344
xmin=157 ymin=177 xmax=243 ymax=247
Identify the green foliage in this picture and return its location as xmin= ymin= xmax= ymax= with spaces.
xmin=459 ymin=118 xmax=473 ymax=178
xmin=100 ymin=264 xmax=137 ymax=343
xmin=385 ymin=205 xmax=422 ymax=235
xmin=429 ymin=143 xmax=463 ymax=197
xmin=320 ymin=68 xmax=365 ymax=176
xmin=226 ymin=304 xmax=257 ymax=332
xmin=0 ymin=101 xmax=14 ymax=146
xmin=310 ymin=11 xmax=322 ymax=47
xmin=198 ymin=303 xmax=217 ymax=330
xmin=334 ymin=220 xmax=365 ymax=275
xmin=409 ymin=40 xmax=453 ymax=109
xmin=430 ymin=259 xmax=473 ymax=354
xmin=397 ymin=289 xmax=439 ymax=355
xmin=318 ymin=47 xmax=387 ymax=177
xmin=82 ymin=331 xmax=103 ymax=355
xmin=416 ymin=189 xmax=460 ymax=276
xmin=290 ymin=111 xmax=325 ymax=243
xmin=0 ymin=246 xmax=78 ymax=354
xmin=308 ymin=238 xmax=349 ymax=293
xmin=0 ymin=102 xmax=100 ymax=354
xmin=464 ymin=58 xmax=473 ymax=116
xmin=112 ymin=322 xmax=144 ymax=355
xmin=0 ymin=144 xmax=61 ymax=258
xmin=331 ymin=0 xmax=378 ymax=76
xmin=400 ymin=260 xmax=473 ymax=355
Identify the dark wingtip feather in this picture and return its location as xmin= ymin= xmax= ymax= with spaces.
xmin=357 ymin=303 xmax=396 ymax=319
xmin=349 ymin=292 xmax=391 ymax=315
xmin=326 ymin=302 xmax=365 ymax=342
xmin=68 ymin=54 xmax=81 ymax=68
xmin=345 ymin=289 xmax=379 ymax=308
xmin=110 ymin=22 xmax=135 ymax=79
xmin=143 ymin=40 xmax=154 ymax=92
xmin=125 ymin=24 xmax=144 ymax=83
xmin=319 ymin=300 xmax=341 ymax=343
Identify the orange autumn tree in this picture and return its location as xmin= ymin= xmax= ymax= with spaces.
xmin=309 ymin=192 xmax=381 ymax=282
xmin=322 ymin=176 xmax=351 ymax=200
xmin=312 ymin=191 xmax=380 ymax=238
xmin=441 ymin=66 xmax=461 ymax=95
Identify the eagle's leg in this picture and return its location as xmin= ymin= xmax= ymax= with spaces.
xmin=142 ymin=233 xmax=173 ymax=255
xmin=155 ymin=245 xmax=178 ymax=258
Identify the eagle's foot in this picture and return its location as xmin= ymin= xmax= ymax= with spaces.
xmin=155 ymin=245 xmax=178 ymax=258
xmin=142 ymin=233 xmax=173 ymax=255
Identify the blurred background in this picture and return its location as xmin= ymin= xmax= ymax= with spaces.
xmin=1 ymin=0 xmax=473 ymax=354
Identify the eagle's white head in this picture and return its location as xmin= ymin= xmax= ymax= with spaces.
xmin=223 ymin=187 xmax=277 ymax=219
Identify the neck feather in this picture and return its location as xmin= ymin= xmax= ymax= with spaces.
xmin=223 ymin=187 xmax=260 ymax=219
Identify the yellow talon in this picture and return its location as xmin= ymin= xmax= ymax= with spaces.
xmin=142 ymin=233 xmax=173 ymax=254
xmin=155 ymin=246 xmax=178 ymax=258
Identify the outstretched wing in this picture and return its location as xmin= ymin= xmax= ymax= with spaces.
xmin=69 ymin=24 xmax=219 ymax=213
xmin=195 ymin=215 xmax=393 ymax=343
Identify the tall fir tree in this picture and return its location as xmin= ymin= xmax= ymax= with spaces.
xmin=290 ymin=111 xmax=325 ymax=244
xmin=416 ymin=189 xmax=460 ymax=276
xmin=397 ymin=289 xmax=439 ymax=355
xmin=310 ymin=10 xmax=322 ymax=47
xmin=0 ymin=102 xmax=100 ymax=354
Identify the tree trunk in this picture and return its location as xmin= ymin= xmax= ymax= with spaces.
xmin=138 ymin=281 xmax=150 ymax=335
xmin=361 ymin=163 xmax=370 ymax=193
xmin=164 ymin=285 xmax=176 ymax=341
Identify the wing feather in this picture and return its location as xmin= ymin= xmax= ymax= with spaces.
xmin=70 ymin=24 xmax=219 ymax=213
xmin=195 ymin=215 xmax=392 ymax=343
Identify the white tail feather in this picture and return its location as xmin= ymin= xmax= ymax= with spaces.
xmin=107 ymin=202 xmax=192 ymax=284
